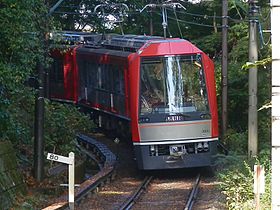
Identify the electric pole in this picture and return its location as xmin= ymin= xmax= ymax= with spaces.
xmin=248 ymin=0 xmax=259 ymax=158
xmin=271 ymin=0 xmax=280 ymax=208
xmin=34 ymin=0 xmax=66 ymax=182
xmin=34 ymin=62 xmax=45 ymax=182
xmin=221 ymin=0 xmax=228 ymax=140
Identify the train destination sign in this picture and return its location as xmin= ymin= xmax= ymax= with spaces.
xmin=47 ymin=153 xmax=74 ymax=165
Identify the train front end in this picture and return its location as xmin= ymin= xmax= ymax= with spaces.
xmin=129 ymin=39 xmax=219 ymax=170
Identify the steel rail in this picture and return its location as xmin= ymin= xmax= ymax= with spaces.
xmin=184 ymin=173 xmax=201 ymax=210
xmin=42 ymin=133 xmax=117 ymax=210
xmin=118 ymin=176 xmax=153 ymax=210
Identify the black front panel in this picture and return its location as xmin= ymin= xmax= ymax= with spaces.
xmin=134 ymin=140 xmax=218 ymax=170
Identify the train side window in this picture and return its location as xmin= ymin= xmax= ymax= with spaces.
xmin=87 ymin=61 xmax=96 ymax=89
xmin=111 ymin=65 xmax=124 ymax=95
xmin=108 ymin=64 xmax=114 ymax=92
xmin=91 ymin=62 xmax=98 ymax=88
xmin=98 ymin=64 xmax=102 ymax=88
xmin=119 ymin=68 xmax=125 ymax=94
xmin=78 ymin=60 xmax=87 ymax=100
xmin=100 ymin=64 xmax=110 ymax=91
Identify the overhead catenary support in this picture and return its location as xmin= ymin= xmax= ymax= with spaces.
xmin=271 ymin=0 xmax=280 ymax=208
xmin=94 ymin=3 xmax=129 ymax=36
xmin=221 ymin=0 xmax=228 ymax=140
xmin=140 ymin=2 xmax=186 ymax=39
xmin=248 ymin=0 xmax=259 ymax=158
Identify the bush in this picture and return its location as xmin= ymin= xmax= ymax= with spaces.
xmin=44 ymin=100 xmax=95 ymax=155
xmin=218 ymin=159 xmax=254 ymax=209
xmin=224 ymin=129 xmax=248 ymax=154
xmin=217 ymin=154 xmax=271 ymax=210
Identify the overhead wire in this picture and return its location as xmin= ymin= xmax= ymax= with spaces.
xmin=53 ymin=1 xmax=253 ymax=33
xmin=165 ymin=7 xmax=247 ymax=23
xmin=159 ymin=12 xmax=223 ymax=28
xmin=53 ymin=0 xmax=248 ymax=24
xmin=53 ymin=0 xmax=247 ymax=23
xmin=257 ymin=20 xmax=271 ymax=48
xmin=173 ymin=7 xmax=183 ymax=38
xmin=166 ymin=8 xmax=223 ymax=19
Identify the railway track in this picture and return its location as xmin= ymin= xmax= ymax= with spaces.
xmin=118 ymin=176 xmax=153 ymax=210
xmin=185 ymin=174 xmax=201 ymax=210
xmin=44 ymin=133 xmax=223 ymax=210
xmin=118 ymin=173 xmax=201 ymax=210
xmin=43 ymin=133 xmax=117 ymax=210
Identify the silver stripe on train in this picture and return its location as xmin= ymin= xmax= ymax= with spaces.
xmin=139 ymin=120 xmax=212 ymax=142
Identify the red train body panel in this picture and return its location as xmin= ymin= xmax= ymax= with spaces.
xmin=49 ymin=33 xmax=219 ymax=170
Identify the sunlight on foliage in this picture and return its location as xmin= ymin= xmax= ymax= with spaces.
xmin=242 ymin=58 xmax=272 ymax=70
xmin=217 ymin=156 xmax=271 ymax=210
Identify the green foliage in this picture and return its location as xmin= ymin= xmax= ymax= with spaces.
xmin=217 ymin=155 xmax=271 ymax=210
xmin=0 ymin=64 xmax=35 ymax=142
xmin=44 ymin=101 xmax=94 ymax=155
xmin=0 ymin=0 xmax=95 ymax=157
xmin=228 ymin=23 xmax=249 ymax=63
xmin=0 ymin=0 xmax=47 ymax=143
xmin=0 ymin=0 xmax=47 ymax=65
xmin=193 ymin=33 xmax=222 ymax=58
xmin=219 ymin=160 xmax=254 ymax=209
xmin=218 ymin=15 xmax=271 ymax=203
xmin=242 ymin=58 xmax=272 ymax=70
xmin=224 ymin=130 xmax=248 ymax=154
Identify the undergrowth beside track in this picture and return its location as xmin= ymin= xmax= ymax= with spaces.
xmin=216 ymin=132 xmax=271 ymax=210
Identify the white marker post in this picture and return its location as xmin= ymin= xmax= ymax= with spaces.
xmin=47 ymin=152 xmax=75 ymax=210
xmin=253 ymin=165 xmax=265 ymax=210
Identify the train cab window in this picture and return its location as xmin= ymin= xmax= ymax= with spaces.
xmin=140 ymin=55 xmax=209 ymax=117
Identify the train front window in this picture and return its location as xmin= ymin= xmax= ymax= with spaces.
xmin=140 ymin=55 xmax=209 ymax=116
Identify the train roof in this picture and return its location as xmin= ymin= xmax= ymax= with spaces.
xmin=99 ymin=34 xmax=164 ymax=51
xmin=49 ymin=31 xmax=103 ymax=45
xmin=50 ymin=31 xmax=185 ymax=52
xmin=50 ymin=32 xmax=206 ymax=57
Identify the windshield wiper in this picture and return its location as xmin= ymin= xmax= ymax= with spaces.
xmin=175 ymin=113 xmax=191 ymax=118
xmin=200 ymin=112 xmax=211 ymax=119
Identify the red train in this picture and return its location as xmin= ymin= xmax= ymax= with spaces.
xmin=49 ymin=32 xmax=219 ymax=170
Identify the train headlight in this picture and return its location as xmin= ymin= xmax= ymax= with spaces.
xmin=197 ymin=142 xmax=203 ymax=152
xmin=203 ymin=142 xmax=209 ymax=151
xmin=149 ymin=145 xmax=157 ymax=156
